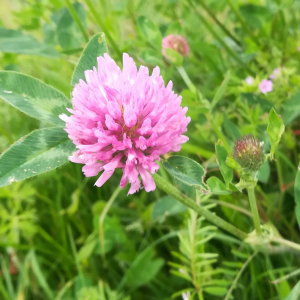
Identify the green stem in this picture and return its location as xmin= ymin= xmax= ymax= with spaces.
xmin=65 ymin=0 xmax=89 ymax=43
xmin=67 ymin=226 xmax=84 ymax=288
xmin=187 ymin=0 xmax=255 ymax=76
xmin=152 ymin=173 xmax=248 ymax=240
xmin=176 ymin=66 xmax=196 ymax=93
xmin=271 ymin=236 xmax=300 ymax=252
xmin=247 ymin=188 xmax=261 ymax=235
xmin=85 ymin=0 xmax=122 ymax=58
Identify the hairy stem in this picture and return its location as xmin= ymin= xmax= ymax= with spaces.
xmin=247 ymin=188 xmax=261 ymax=235
xmin=152 ymin=173 xmax=248 ymax=240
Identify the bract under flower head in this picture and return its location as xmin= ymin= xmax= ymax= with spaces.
xmin=60 ymin=53 xmax=190 ymax=194
xmin=162 ymin=35 xmax=190 ymax=57
xmin=233 ymin=135 xmax=265 ymax=172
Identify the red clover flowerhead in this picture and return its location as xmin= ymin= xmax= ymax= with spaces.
xmin=233 ymin=135 xmax=265 ymax=172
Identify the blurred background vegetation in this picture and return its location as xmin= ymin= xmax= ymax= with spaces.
xmin=1 ymin=0 xmax=300 ymax=299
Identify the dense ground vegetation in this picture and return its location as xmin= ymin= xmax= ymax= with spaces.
xmin=1 ymin=0 xmax=300 ymax=299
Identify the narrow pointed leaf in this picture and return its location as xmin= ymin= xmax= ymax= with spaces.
xmin=207 ymin=177 xmax=231 ymax=195
xmin=216 ymin=140 xmax=232 ymax=186
xmin=0 ymin=127 xmax=75 ymax=188
xmin=72 ymin=33 xmax=107 ymax=85
xmin=267 ymin=108 xmax=285 ymax=155
xmin=163 ymin=156 xmax=206 ymax=188
xmin=0 ymin=71 xmax=71 ymax=126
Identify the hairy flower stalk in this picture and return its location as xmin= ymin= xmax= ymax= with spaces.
xmin=60 ymin=53 xmax=190 ymax=194
xmin=233 ymin=135 xmax=265 ymax=235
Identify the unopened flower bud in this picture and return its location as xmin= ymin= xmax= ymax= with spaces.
xmin=162 ymin=34 xmax=190 ymax=57
xmin=233 ymin=135 xmax=265 ymax=172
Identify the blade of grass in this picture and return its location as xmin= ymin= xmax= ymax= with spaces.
xmin=0 ymin=257 xmax=15 ymax=300
xmin=224 ymin=252 xmax=258 ymax=300
xmin=0 ymin=275 xmax=10 ymax=300
xmin=30 ymin=250 xmax=54 ymax=300
xmin=67 ymin=225 xmax=85 ymax=288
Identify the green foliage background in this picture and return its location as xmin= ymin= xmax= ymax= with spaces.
xmin=1 ymin=0 xmax=300 ymax=299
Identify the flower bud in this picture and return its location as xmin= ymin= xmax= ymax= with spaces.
xmin=162 ymin=35 xmax=190 ymax=57
xmin=233 ymin=135 xmax=265 ymax=172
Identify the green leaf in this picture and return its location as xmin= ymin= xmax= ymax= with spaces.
xmin=122 ymin=248 xmax=164 ymax=289
xmin=163 ymin=156 xmax=207 ymax=189
xmin=165 ymin=48 xmax=183 ymax=66
xmin=72 ymin=33 xmax=107 ymax=85
xmin=283 ymin=92 xmax=300 ymax=125
xmin=0 ymin=27 xmax=61 ymax=58
xmin=93 ymin=216 xmax=127 ymax=254
xmin=141 ymin=49 xmax=162 ymax=65
xmin=78 ymin=238 xmax=97 ymax=261
xmin=204 ymin=286 xmax=227 ymax=296
xmin=0 ymin=128 xmax=75 ymax=188
xmin=165 ymin=21 xmax=183 ymax=36
xmin=226 ymin=156 xmax=242 ymax=171
xmin=215 ymin=140 xmax=232 ymax=186
xmin=137 ymin=16 xmax=162 ymax=49
xmin=239 ymin=4 xmax=273 ymax=29
xmin=0 ymin=71 xmax=71 ymax=126
xmin=241 ymin=93 xmax=272 ymax=113
xmin=294 ymin=163 xmax=300 ymax=228
xmin=210 ymin=70 xmax=230 ymax=111
xmin=56 ymin=2 xmax=87 ymax=50
xmin=283 ymin=281 xmax=300 ymax=300
xmin=207 ymin=177 xmax=231 ymax=195
xmin=256 ymin=160 xmax=270 ymax=183
xmin=267 ymin=108 xmax=285 ymax=156
xmin=152 ymin=196 xmax=187 ymax=222
xmin=222 ymin=113 xmax=241 ymax=141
